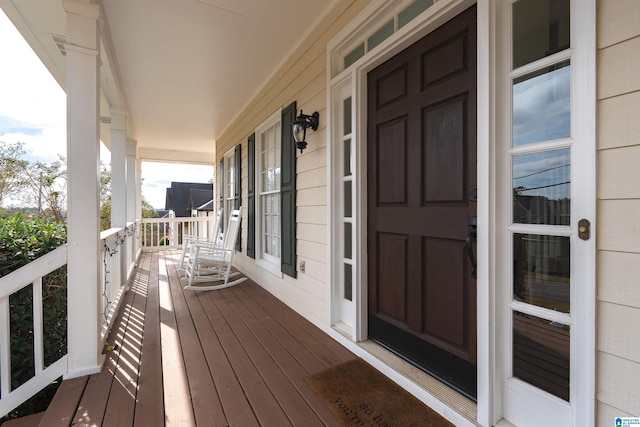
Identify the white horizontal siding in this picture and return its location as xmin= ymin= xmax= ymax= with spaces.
xmin=216 ymin=0 xmax=374 ymax=329
xmin=597 ymin=352 xmax=640 ymax=416
xmin=597 ymin=0 xmax=640 ymax=418
xmin=598 ymin=251 xmax=640 ymax=308
xmin=598 ymin=91 xmax=640 ymax=150
xmin=597 ymin=36 xmax=640 ymax=99
xmin=597 ymin=0 xmax=640 ymax=49
xmin=598 ymin=302 xmax=640 ymax=363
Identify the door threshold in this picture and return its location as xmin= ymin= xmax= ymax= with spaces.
xmin=357 ymin=339 xmax=478 ymax=423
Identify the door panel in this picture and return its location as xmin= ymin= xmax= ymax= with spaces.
xmin=423 ymin=238 xmax=466 ymax=346
xmin=367 ymin=5 xmax=477 ymax=399
xmin=377 ymin=116 xmax=408 ymax=205
xmin=376 ymin=232 xmax=409 ymax=322
xmin=423 ymin=97 xmax=467 ymax=203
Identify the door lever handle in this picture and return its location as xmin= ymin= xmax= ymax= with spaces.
xmin=466 ymin=216 xmax=477 ymax=279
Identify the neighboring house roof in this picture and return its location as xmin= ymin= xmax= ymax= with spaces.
xmin=165 ymin=188 xmax=174 ymax=211
xmin=187 ymin=189 xmax=214 ymax=212
xmin=165 ymin=182 xmax=213 ymax=217
xmin=196 ymin=199 xmax=215 ymax=211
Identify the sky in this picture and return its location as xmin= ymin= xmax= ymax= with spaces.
xmin=0 ymin=10 xmax=213 ymax=209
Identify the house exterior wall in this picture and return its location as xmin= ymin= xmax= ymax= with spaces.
xmin=596 ymin=0 xmax=640 ymax=421
xmin=215 ymin=0 xmax=374 ymax=329
xmin=214 ymin=0 xmax=640 ymax=422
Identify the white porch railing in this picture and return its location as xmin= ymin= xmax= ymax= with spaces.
xmin=0 ymin=221 xmax=141 ymax=418
xmin=100 ymin=221 xmax=141 ymax=338
xmin=0 ymin=245 xmax=68 ymax=418
xmin=141 ymin=216 xmax=217 ymax=251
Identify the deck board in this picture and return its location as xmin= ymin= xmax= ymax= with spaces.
xmin=175 ymin=261 xmax=259 ymax=427
xmin=133 ymin=251 xmax=165 ymax=427
xmin=157 ymin=254 xmax=196 ymax=426
xmin=37 ymin=376 xmax=87 ymax=427
xmin=35 ymin=250 xmax=351 ymax=426
xmin=223 ymin=286 xmax=340 ymax=424
xmin=164 ymin=252 xmax=226 ymax=426
xmin=215 ymin=287 xmax=323 ymax=426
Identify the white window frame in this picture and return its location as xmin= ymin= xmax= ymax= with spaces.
xmin=329 ymin=75 xmax=357 ymax=336
xmin=255 ymin=110 xmax=283 ymax=276
xmin=495 ymin=1 xmax=596 ymax=426
xmin=223 ymin=148 xmax=235 ymax=233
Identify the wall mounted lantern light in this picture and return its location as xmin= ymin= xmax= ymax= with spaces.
xmin=291 ymin=109 xmax=319 ymax=153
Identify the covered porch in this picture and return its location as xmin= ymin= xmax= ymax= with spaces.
xmin=8 ymin=250 xmax=354 ymax=426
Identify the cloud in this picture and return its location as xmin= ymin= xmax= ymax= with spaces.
xmin=0 ymin=10 xmax=66 ymax=165
xmin=0 ymin=115 xmax=43 ymax=136
xmin=1 ymin=11 xmax=214 ymax=211
xmin=513 ymin=65 xmax=571 ymax=146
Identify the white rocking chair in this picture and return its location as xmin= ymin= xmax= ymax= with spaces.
xmin=178 ymin=209 xmax=223 ymax=272
xmin=183 ymin=208 xmax=247 ymax=291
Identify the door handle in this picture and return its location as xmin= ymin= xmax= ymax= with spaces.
xmin=466 ymin=216 xmax=477 ymax=279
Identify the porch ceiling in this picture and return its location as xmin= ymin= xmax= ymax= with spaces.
xmin=0 ymin=0 xmax=338 ymax=163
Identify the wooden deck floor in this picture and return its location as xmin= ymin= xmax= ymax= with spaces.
xmin=39 ymin=251 xmax=355 ymax=426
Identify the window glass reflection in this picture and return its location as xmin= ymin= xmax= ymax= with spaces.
xmin=344 ymin=263 xmax=353 ymax=301
xmin=512 ymin=0 xmax=570 ymax=69
xmin=343 ymin=97 xmax=352 ymax=136
xmin=513 ymin=61 xmax=570 ymax=146
xmin=344 ymin=139 xmax=352 ymax=177
xmin=513 ymin=149 xmax=570 ymax=225
xmin=344 ymin=222 xmax=352 ymax=259
xmin=344 ymin=43 xmax=365 ymax=69
xmin=513 ymin=310 xmax=570 ymax=401
xmin=344 ymin=181 xmax=352 ymax=218
xmin=513 ymin=234 xmax=570 ymax=313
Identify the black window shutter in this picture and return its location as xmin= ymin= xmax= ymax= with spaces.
xmin=247 ymin=133 xmax=256 ymax=259
xmin=280 ymin=101 xmax=297 ymax=278
xmin=219 ymin=157 xmax=224 ymax=232
xmin=234 ymin=143 xmax=242 ymax=252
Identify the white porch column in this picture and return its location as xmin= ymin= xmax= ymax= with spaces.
xmin=126 ymin=140 xmax=137 ymax=223
xmin=136 ymin=158 xmax=142 ymax=220
xmin=110 ymin=110 xmax=127 ymax=228
xmin=126 ymin=141 xmax=138 ymax=264
xmin=63 ymin=0 xmax=103 ymax=378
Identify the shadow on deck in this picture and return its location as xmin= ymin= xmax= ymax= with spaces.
xmin=29 ymin=251 xmax=355 ymax=426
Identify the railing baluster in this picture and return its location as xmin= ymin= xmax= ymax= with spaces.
xmin=33 ymin=278 xmax=44 ymax=374
xmin=0 ymin=295 xmax=10 ymax=397
xmin=139 ymin=216 xmax=216 ymax=250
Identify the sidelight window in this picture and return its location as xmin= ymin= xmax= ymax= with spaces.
xmin=509 ymin=0 xmax=572 ymax=403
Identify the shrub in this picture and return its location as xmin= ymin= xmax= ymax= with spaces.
xmin=0 ymin=215 xmax=67 ymax=420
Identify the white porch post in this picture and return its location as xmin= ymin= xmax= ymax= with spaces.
xmin=110 ymin=109 xmax=127 ymax=228
xmin=127 ymin=141 xmax=138 ymax=266
xmin=126 ymin=140 xmax=137 ymax=223
xmin=136 ymin=158 xmax=142 ymax=220
xmin=63 ymin=0 xmax=103 ymax=378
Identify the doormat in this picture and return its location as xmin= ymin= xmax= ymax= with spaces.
xmin=304 ymin=358 xmax=454 ymax=426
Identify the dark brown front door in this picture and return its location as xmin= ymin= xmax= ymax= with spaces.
xmin=367 ymin=6 xmax=477 ymax=399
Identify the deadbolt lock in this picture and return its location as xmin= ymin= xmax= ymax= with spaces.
xmin=578 ymin=218 xmax=591 ymax=241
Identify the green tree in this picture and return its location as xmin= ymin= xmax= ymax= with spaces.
xmin=19 ymin=156 xmax=67 ymax=222
xmin=0 ymin=140 xmax=28 ymax=206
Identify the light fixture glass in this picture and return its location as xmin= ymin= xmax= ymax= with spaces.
xmin=291 ymin=110 xmax=319 ymax=153
xmin=292 ymin=122 xmax=306 ymax=144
